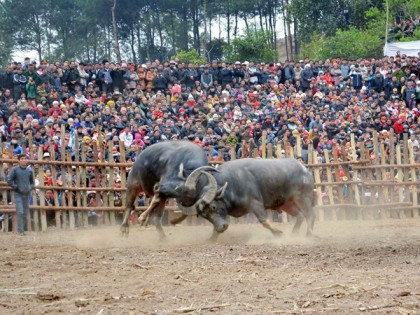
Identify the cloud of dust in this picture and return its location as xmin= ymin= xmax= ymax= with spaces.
xmin=70 ymin=213 xmax=420 ymax=251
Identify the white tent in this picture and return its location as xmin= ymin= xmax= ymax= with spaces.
xmin=383 ymin=40 xmax=420 ymax=57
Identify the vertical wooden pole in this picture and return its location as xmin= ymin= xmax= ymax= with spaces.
xmin=119 ymin=141 xmax=127 ymax=220
xmin=379 ymin=143 xmax=389 ymax=219
xmin=67 ymin=152 xmax=75 ymax=230
xmin=389 ymin=130 xmax=396 ymax=203
xmin=350 ymin=134 xmax=361 ymax=219
xmin=108 ymin=142 xmax=116 ymax=225
xmin=261 ymin=133 xmax=267 ymax=159
xmin=409 ymin=146 xmax=419 ymax=218
xmin=312 ymin=151 xmax=324 ymax=221
xmin=80 ymin=143 xmax=89 ymax=227
xmin=295 ymin=133 xmax=302 ymax=157
xmin=267 ymin=143 xmax=273 ymax=159
xmin=323 ymin=149 xmax=336 ymax=220
xmin=50 ymin=148 xmax=61 ymax=229
xmin=0 ymin=143 xmax=9 ymax=232
xmin=396 ymin=144 xmax=405 ymax=218
xmin=38 ymin=147 xmax=47 ymax=232
xmin=74 ymin=134 xmax=81 ymax=228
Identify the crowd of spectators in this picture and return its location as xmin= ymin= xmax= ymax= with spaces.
xmin=1 ymin=52 xmax=420 ymax=166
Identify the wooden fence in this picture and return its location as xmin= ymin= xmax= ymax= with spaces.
xmin=1 ymin=130 xmax=419 ymax=233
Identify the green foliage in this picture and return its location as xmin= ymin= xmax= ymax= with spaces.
xmin=224 ymin=30 xmax=278 ymax=63
xmin=299 ymin=8 xmax=385 ymax=60
xmin=172 ymin=50 xmax=206 ymax=64
xmin=397 ymin=30 xmax=420 ymax=42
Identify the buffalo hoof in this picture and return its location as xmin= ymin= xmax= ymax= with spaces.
xmin=207 ymin=235 xmax=219 ymax=243
xmin=170 ymin=214 xmax=187 ymax=225
xmin=120 ymin=224 xmax=129 ymax=238
xmin=272 ymin=229 xmax=284 ymax=237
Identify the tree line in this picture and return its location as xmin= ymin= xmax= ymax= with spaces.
xmin=0 ymin=0 xmax=418 ymax=67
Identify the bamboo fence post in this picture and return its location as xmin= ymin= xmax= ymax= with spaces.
xmin=350 ymin=133 xmax=361 ymax=219
xmin=372 ymin=132 xmax=380 ymax=206
xmin=396 ymin=144 xmax=405 ymax=219
xmin=389 ymin=130 xmax=396 ymax=203
xmin=74 ymin=143 xmax=83 ymax=226
xmin=403 ymin=133 xmax=410 ymax=217
xmin=409 ymin=146 xmax=419 ymax=218
xmin=101 ymin=152 xmax=110 ymax=225
xmin=267 ymin=143 xmax=273 ymax=159
xmin=49 ymin=148 xmax=61 ymax=229
xmin=403 ymin=133 xmax=409 ymax=183
xmin=230 ymin=145 xmax=236 ymax=160
xmin=241 ymin=140 xmax=247 ymax=158
xmin=92 ymin=141 xmax=103 ymax=224
xmin=312 ymin=150 xmax=324 ymax=221
xmin=80 ymin=143 xmax=89 ymax=227
xmin=37 ymin=147 xmax=47 ymax=231
xmin=296 ymin=133 xmax=302 ymax=157
xmin=308 ymin=144 xmax=313 ymax=164
xmin=379 ymin=143 xmax=389 ymax=219
xmin=119 ymin=141 xmax=127 ymax=217
xmin=276 ymin=143 xmax=282 ymax=159
xmin=8 ymin=149 xmax=17 ymax=232
xmin=261 ymin=133 xmax=267 ymax=159
xmin=0 ymin=143 xmax=9 ymax=232
xmin=59 ymin=125 xmax=68 ymax=228
xmin=332 ymin=146 xmax=343 ymax=203
xmin=288 ymin=142 xmax=294 ymax=159
xmin=66 ymin=152 xmax=75 ymax=230
xmin=323 ymin=149 xmax=336 ymax=220
xmin=252 ymin=148 xmax=259 ymax=158
xmin=107 ymin=142 xmax=116 ymax=225
xmin=25 ymin=133 xmax=34 ymax=232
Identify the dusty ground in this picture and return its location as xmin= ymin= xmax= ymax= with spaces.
xmin=0 ymin=218 xmax=419 ymax=315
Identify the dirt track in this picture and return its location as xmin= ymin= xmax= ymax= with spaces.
xmin=0 ymin=219 xmax=419 ymax=315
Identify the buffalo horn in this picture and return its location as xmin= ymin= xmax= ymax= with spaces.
xmin=184 ymin=166 xmax=218 ymax=192
xmin=199 ymin=171 xmax=218 ymax=204
xmin=178 ymin=168 xmax=219 ymax=216
xmin=215 ymin=182 xmax=228 ymax=199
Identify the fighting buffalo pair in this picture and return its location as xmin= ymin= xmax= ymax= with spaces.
xmin=120 ymin=141 xmax=315 ymax=241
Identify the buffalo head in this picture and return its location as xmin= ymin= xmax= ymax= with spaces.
xmin=177 ymin=168 xmax=229 ymax=232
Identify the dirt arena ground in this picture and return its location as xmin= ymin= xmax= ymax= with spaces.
xmin=0 ymin=218 xmax=419 ymax=315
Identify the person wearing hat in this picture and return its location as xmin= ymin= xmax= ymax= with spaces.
xmin=7 ymin=154 xmax=34 ymax=235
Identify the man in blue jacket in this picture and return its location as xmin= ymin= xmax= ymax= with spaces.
xmin=7 ymin=154 xmax=34 ymax=235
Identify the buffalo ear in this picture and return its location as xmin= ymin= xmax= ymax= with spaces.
xmin=215 ymin=182 xmax=228 ymax=200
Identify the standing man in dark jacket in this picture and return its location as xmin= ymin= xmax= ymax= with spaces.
xmin=7 ymin=154 xmax=34 ymax=235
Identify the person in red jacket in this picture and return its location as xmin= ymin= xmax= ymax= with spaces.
xmin=393 ymin=118 xmax=404 ymax=134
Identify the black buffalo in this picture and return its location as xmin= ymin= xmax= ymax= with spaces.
xmin=173 ymin=158 xmax=316 ymax=241
xmin=120 ymin=141 xmax=215 ymax=238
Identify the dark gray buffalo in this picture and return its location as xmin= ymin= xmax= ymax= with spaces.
xmin=120 ymin=141 xmax=215 ymax=238
xmin=174 ymin=158 xmax=316 ymax=241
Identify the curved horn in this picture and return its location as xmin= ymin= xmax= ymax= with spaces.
xmin=215 ymin=182 xmax=228 ymax=200
xmin=178 ymin=163 xmax=185 ymax=179
xmin=199 ymin=171 xmax=218 ymax=204
xmin=177 ymin=170 xmax=219 ymax=216
xmin=184 ymin=166 xmax=219 ymax=191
